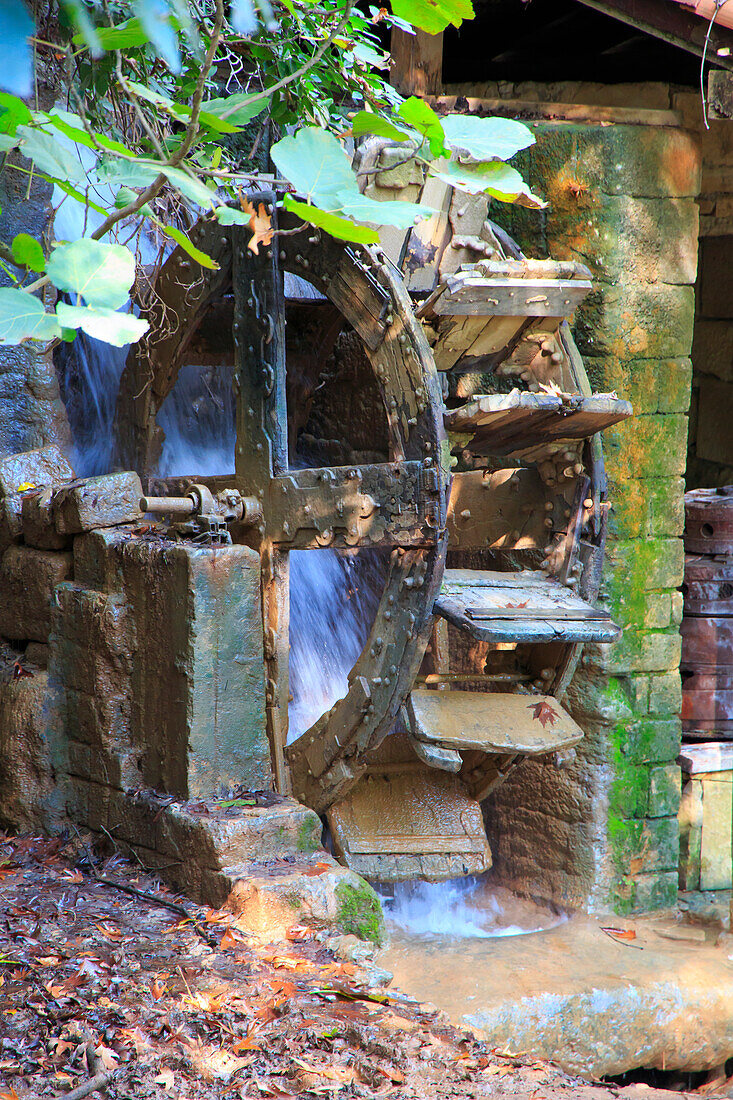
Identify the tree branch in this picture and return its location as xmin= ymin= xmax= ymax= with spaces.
xmin=220 ymin=0 xmax=356 ymax=117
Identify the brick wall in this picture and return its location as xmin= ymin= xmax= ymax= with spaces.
xmin=484 ymin=114 xmax=699 ymax=912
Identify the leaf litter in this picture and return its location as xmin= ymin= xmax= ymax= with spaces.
xmin=0 ymin=832 xmax=694 ymax=1100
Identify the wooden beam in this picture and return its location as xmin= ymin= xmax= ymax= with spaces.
xmin=574 ymin=0 xmax=733 ymax=70
xmin=390 ymin=28 xmax=443 ymax=96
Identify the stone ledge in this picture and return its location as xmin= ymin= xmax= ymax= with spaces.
xmin=101 ymin=792 xmax=385 ymax=944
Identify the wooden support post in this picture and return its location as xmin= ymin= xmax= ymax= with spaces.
xmin=390 ymin=28 xmax=443 ymax=97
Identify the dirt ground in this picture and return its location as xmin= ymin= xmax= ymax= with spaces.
xmin=0 ymin=832 xmax=722 ymax=1100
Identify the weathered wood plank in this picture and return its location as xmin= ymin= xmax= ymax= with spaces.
xmin=434 ymin=567 xmax=621 ymax=643
xmin=426 ymin=277 xmax=592 ymax=317
xmin=445 ymin=392 xmax=633 ymax=453
xmin=447 ymin=467 xmax=551 ymax=551
xmin=411 ymin=688 xmax=584 ymax=754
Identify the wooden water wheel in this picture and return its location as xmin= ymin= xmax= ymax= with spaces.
xmin=115 ymin=192 xmax=632 ymax=883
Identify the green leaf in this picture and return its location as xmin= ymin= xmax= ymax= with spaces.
xmin=46 ymin=240 xmax=137 ymax=310
xmin=390 ymin=0 xmax=473 ymax=35
xmin=350 ymin=111 xmax=411 ymax=142
xmin=351 ymin=42 xmax=389 ymax=69
xmin=283 ymin=195 xmax=380 ymax=244
xmin=271 ymin=128 xmax=355 ymax=210
xmin=398 ymin=98 xmax=445 ymax=156
xmin=11 ymin=233 xmax=45 ymax=273
xmin=0 ymin=1 xmax=34 ymax=98
xmin=0 ymin=133 xmax=20 ymax=153
xmin=0 ymin=289 xmax=60 ymax=344
xmin=95 ymin=156 xmax=160 ymax=189
xmin=429 ymin=159 xmax=545 ymax=207
xmin=133 ymin=0 xmax=181 ymax=73
xmin=441 ymin=115 xmax=535 ymax=163
xmin=157 ymin=164 xmax=216 ymax=208
xmin=55 ymin=302 xmax=149 ymax=347
xmin=73 ymin=16 xmax=149 ymax=50
xmin=160 ymin=225 xmax=218 ymax=270
xmin=200 ymin=94 xmax=269 ymax=128
xmin=114 ymin=186 xmax=152 ymax=215
xmin=215 ymin=207 xmax=251 ymax=226
xmin=60 ymin=0 xmax=103 ymax=58
xmin=335 ymin=189 xmax=433 ymax=228
xmin=43 ymin=109 xmax=135 ymax=158
xmin=15 ymin=126 xmax=87 ymax=185
xmin=0 ymin=93 xmax=31 ymax=135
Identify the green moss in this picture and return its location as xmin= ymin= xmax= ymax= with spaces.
xmin=335 ymin=879 xmax=385 ymax=945
xmin=297 ymin=816 xmax=321 ymax=853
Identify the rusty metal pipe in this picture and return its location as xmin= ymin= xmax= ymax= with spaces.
xmin=140 ymin=495 xmax=196 ymax=516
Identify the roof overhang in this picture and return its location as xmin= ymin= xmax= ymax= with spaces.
xmin=575 ymin=0 xmax=733 ymax=70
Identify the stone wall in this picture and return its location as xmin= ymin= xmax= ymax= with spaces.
xmin=483 ymin=113 xmax=699 ymax=912
xmin=0 ymin=457 xmax=272 ymax=837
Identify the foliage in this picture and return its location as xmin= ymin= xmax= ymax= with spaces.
xmin=0 ymin=0 xmax=542 ymax=348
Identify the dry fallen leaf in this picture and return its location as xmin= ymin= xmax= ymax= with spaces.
xmin=528 ymin=700 xmax=559 ymax=729
xmin=61 ymin=869 xmax=84 ymax=884
xmin=155 ymin=1069 xmax=176 ymax=1091
xmin=601 ymin=926 xmax=636 ymax=941
xmin=95 ymin=921 xmax=123 ymax=941
xmin=239 ymin=197 xmax=274 ymax=255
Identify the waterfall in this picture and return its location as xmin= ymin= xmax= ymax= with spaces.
xmin=51 ymin=188 xmax=380 ymax=751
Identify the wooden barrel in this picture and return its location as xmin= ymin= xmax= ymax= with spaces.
xmin=684 ymin=487 xmax=733 ymax=554
xmin=682 ymin=555 xmax=733 ymax=616
xmin=682 ymin=488 xmax=733 ymax=739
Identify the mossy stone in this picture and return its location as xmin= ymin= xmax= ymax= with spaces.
xmin=335 ymin=879 xmax=385 ymax=945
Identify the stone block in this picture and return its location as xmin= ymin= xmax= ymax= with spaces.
xmin=603 ymin=415 xmax=689 ymax=481
xmin=698 ymin=235 xmax=733 ymax=319
xmin=546 ymin=194 xmax=699 ymax=286
xmin=0 ymin=444 xmax=74 ymax=498
xmin=616 ymin=717 xmax=681 ymax=765
xmin=0 ymin=445 xmax=75 ymax=554
xmin=630 ymin=871 xmax=678 ymax=912
xmin=648 ymin=671 xmax=682 ymax=716
xmin=607 ymin=478 xmax=685 ymax=541
xmin=642 ymin=816 xmax=680 ymax=872
xmin=642 ymin=594 xmax=672 ymax=630
xmin=605 ymin=538 xmax=685 ymax=595
xmin=73 ymin=526 xmax=129 ymax=593
xmin=584 ymin=357 xmax=692 ymax=415
xmin=699 ymin=772 xmax=733 ymax=890
xmin=21 ymin=488 xmax=70 ymax=550
xmin=609 ymin=763 xmax=650 ymax=819
xmin=594 ymin=628 xmax=681 ymax=675
xmin=648 ymin=764 xmax=681 ymax=818
xmin=0 ymin=545 xmax=73 ymax=642
xmin=53 ymin=472 xmax=143 ymax=535
xmin=575 ymin=284 xmax=695 ymax=360
xmin=0 ymin=670 xmax=65 ymax=830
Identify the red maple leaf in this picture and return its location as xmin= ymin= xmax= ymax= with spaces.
xmin=528 ymin=700 xmax=559 ymax=728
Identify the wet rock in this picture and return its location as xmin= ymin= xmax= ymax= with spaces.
xmin=226 ymin=854 xmax=385 ymax=944
xmin=0 ymin=545 xmax=73 ymax=642
xmin=0 ymin=444 xmax=74 ymax=497
xmin=0 ymin=670 xmax=65 ymax=830
xmin=53 ymin=471 xmax=143 ymax=534
xmin=21 ymin=487 xmax=71 ymax=550
xmin=0 ymin=445 xmax=75 ymax=552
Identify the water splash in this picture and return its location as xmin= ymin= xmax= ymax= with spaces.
xmin=288 ymin=547 xmax=385 ymax=743
xmin=381 ymin=878 xmax=566 ymax=939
